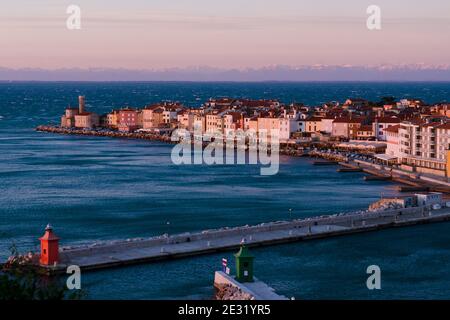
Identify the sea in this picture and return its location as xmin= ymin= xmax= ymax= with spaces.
xmin=1 ymin=81 xmax=450 ymax=299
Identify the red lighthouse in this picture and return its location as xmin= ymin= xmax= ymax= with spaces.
xmin=39 ymin=224 xmax=60 ymax=266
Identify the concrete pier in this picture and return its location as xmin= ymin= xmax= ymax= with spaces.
xmin=37 ymin=205 xmax=450 ymax=274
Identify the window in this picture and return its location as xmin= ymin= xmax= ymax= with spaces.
xmin=43 ymin=249 xmax=47 ymax=254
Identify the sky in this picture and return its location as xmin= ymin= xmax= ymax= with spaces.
xmin=0 ymin=0 xmax=449 ymax=71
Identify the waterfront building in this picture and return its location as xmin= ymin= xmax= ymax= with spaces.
xmin=223 ymin=112 xmax=244 ymax=136
xmin=162 ymin=108 xmax=179 ymax=125
xmin=61 ymin=96 xmax=99 ymax=129
xmin=332 ymin=117 xmax=364 ymax=139
xmin=304 ymin=116 xmax=323 ymax=133
xmin=118 ymin=107 xmax=140 ymax=132
xmin=193 ymin=113 xmax=206 ymax=134
xmin=61 ymin=107 xmax=78 ymax=127
xmin=205 ymin=110 xmax=226 ymax=134
xmin=416 ymin=192 xmax=443 ymax=206
xmin=356 ymin=125 xmax=374 ymax=140
xmin=398 ymin=118 xmax=450 ymax=175
xmin=142 ymin=105 xmax=166 ymax=129
xmin=244 ymin=116 xmax=258 ymax=132
xmin=257 ymin=117 xmax=281 ymax=139
xmin=177 ymin=110 xmax=195 ymax=131
xmin=384 ymin=124 xmax=401 ymax=163
xmin=320 ymin=116 xmax=335 ymax=134
xmin=74 ymin=112 xmax=100 ymax=128
xmin=106 ymin=110 xmax=120 ymax=129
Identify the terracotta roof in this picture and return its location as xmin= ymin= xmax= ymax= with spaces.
xmin=375 ymin=117 xmax=400 ymax=123
xmin=384 ymin=124 xmax=400 ymax=133
xmin=437 ymin=123 xmax=450 ymax=130
xmin=422 ymin=122 xmax=442 ymax=128
xmin=406 ymin=118 xmax=426 ymax=125
xmin=39 ymin=228 xmax=60 ymax=241
xmin=333 ymin=117 xmax=364 ymax=123
xmin=306 ymin=116 xmax=323 ymax=122
xmin=144 ymin=104 xmax=162 ymax=110
xmin=359 ymin=125 xmax=373 ymax=131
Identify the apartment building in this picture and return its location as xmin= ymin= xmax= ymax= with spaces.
xmin=177 ymin=111 xmax=195 ymax=131
xmin=332 ymin=117 xmax=363 ymax=139
xmin=142 ymin=106 xmax=166 ymax=129
xmin=74 ymin=112 xmax=99 ymax=129
xmin=398 ymin=119 xmax=449 ymax=171
xmin=304 ymin=117 xmax=322 ymax=133
xmin=356 ymin=125 xmax=374 ymax=140
xmin=106 ymin=110 xmax=119 ymax=129
xmin=118 ymin=108 xmax=140 ymax=132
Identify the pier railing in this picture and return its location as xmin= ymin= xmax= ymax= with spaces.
xmin=60 ymin=205 xmax=432 ymax=258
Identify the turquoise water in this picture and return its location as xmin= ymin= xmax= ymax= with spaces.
xmin=1 ymin=82 xmax=450 ymax=299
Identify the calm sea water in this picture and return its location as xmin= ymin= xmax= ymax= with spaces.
xmin=1 ymin=82 xmax=450 ymax=299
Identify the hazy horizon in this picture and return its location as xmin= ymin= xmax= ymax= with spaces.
xmin=2 ymin=1 xmax=450 ymax=73
xmin=2 ymin=65 xmax=450 ymax=81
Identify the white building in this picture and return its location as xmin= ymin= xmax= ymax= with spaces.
xmin=384 ymin=124 xmax=401 ymax=163
xmin=398 ymin=119 xmax=450 ymax=171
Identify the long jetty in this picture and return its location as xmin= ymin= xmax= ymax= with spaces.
xmin=36 ymin=125 xmax=175 ymax=144
xmin=41 ymin=205 xmax=450 ymax=274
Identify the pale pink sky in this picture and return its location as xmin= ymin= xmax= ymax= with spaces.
xmin=1 ymin=0 xmax=450 ymax=69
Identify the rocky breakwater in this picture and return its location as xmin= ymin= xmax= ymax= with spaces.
xmin=368 ymin=198 xmax=406 ymax=212
xmin=215 ymin=284 xmax=254 ymax=300
xmin=36 ymin=125 xmax=175 ymax=143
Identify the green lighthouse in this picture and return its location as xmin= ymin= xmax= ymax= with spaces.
xmin=234 ymin=239 xmax=254 ymax=283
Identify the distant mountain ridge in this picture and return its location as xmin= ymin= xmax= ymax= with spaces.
xmin=1 ymin=65 xmax=450 ymax=81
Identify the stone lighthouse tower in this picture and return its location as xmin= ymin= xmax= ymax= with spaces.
xmin=234 ymin=239 xmax=254 ymax=283
xmin=39 ymin=224 xmax=60 ymax=266
xmin=78 ymin=95 xmax=85 ymax=114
